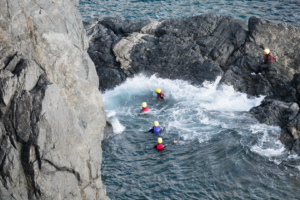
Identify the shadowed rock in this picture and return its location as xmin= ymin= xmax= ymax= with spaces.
xmin=85 ymin=15 xmax=249 ymax=91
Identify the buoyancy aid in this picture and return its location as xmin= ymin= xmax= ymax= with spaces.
xmin=156 ymin=144 xmax=164 ymax=150
xmin=264 ymin=53 xmax=273 ymax=63
xmin=140 ymin=107 xmax=149 ymax=112
xmin=157 ymin=91 xmax=165 ymax=99
xmin=153 ymin=126 xmax=161 ymax=134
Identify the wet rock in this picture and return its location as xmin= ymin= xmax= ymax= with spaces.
xmin=86 ymin=14 xmax=248 ymax=90
xmin=250 ymin=99 xmax=299 ymax=126
xmin=97 ymin=67 xmax=124 ymax=92
xmin=250 ymin=99 xmax=300 ymax=149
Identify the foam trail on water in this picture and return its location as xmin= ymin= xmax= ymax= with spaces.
xmin=102 ymin=74 xmax=285 ymax=158
xmin=248 ymin=124 xmax=286 ymax=158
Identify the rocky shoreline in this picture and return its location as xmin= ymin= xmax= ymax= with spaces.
xmin=85 ymin=15 xmax=300 ymax=153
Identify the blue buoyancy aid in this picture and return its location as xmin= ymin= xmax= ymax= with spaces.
xmin=153 ymin=126 xmax=161 ymax=134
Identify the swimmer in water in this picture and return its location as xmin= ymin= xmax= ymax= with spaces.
xmin=156 ymin=88 xmax=165 ymax=100
xmin=145 ymin=121 xmax=165 ymax=134
xmin=154 ymin=137 xmax=177 ymax=151
xmin=140 ymin=102 xmax=149 ymax=113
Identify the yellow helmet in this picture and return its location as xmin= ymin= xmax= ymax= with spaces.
xmin=155 ymin=88 xmax=161 ymax=93
xmin=264 ymin=49 xmax=270 ymax=54
xmin=157 ymin=137 xmax=163 ymax=144
xmin=141 ymin=102 xmax=147 ymax=108
xmin=154 ymin=121 xmax=159 ymax=127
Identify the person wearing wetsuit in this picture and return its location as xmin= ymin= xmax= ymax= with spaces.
xmin=153 ymin=137 xmax=177 ymax=151
xmin=140 ymin=102 xmax=149 ymax=113
xmin=252 ymin=49 xmax=273 ymax=75
xmin=156 ymin=88 xmax=165 ymax=100
xmin=145 ymin=121 xmax=164 ymax=134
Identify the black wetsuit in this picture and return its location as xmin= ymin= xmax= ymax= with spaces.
xmin=255 ymin=54 xmax=273 ymax=74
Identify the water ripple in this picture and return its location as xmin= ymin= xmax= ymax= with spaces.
xmin=79 ymin=0 xmax=300 ymax=27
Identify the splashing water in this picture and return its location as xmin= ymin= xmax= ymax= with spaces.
xmin=101 ymin=74 xmax=300 ymax=199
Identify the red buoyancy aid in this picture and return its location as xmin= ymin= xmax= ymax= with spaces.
xmin=156 ymin=144 xmax=164 ymax=150
xmin=140 ymin=107 xmax=149 ymax=113
xmin=157 ymin=91 xmax=165 ymax=99
xmin=264 ymin=53 xmax=273 ymax=63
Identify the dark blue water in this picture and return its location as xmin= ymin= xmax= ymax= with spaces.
xmin=79 ymin=0 xmax=300 ymax=27
xmin=100 ymin=75 xmax=300 ymax=199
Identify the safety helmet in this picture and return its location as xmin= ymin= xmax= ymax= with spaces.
xmin=142 ymin=102 xmax=147 ymax=108
xmin=157 ymin=137 xmax=163 ymax=144
xmin=154 ymin=121 xmax=159 ymax=127
xmin=155 ymin=88 xmax=161 ymax=93
xmin=264 ymin=49 xmax=270 ymax=54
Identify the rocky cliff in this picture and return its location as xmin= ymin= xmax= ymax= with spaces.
xmin=85 ymin=15 xmax=300 ymax=153
xmin=0 ymin=0 xmax=111 ymax=199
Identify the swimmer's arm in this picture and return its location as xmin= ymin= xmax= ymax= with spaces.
xmin=163 ymin=140 xmax=177 ymax=147
xmin=144 ymin=128 xmax=154 ymax=133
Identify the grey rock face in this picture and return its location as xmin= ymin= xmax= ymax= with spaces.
xmin=0 ymin=0 xmax=111 ymax=199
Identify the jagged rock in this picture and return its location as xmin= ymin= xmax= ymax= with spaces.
xmin=0 ymin=0 xmax=111 ymax=199
xmin=250 ymin=99 xmax=299 ymax=126
xmin=250 ymin=99 xmax=300 ymax=150
xmin=86 ymin=14 xmax=249 ymax=90
xmin=97 ymin=67 xmax=124 ymax=92
xmin=86 ymin=15 xmax=300 ymax=92
xmin=220 ymin=55 xmax=297 ymax=102
xmin=245 ymin=16 xmax=300 ymax=79
xmin=84 ymin=19 xmax=124 ymax=91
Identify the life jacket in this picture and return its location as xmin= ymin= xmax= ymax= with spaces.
xmin=140 ymin=107 xmax=149 ymax=113
xmin=153 ymin=126 xmax=161 ymax=134
xmin=156 ymin=144 xmax=164 ymax=150
xmin=264 ymin=53 xmax=273 ymax=63
xmin=157 ymin=91 xmax=165 ymax=99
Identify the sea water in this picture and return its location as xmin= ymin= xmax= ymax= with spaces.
xmin=79 ymin=0 xmax=300 ymax=28
xmin=101 ymin=75 xmax=300 ymax=199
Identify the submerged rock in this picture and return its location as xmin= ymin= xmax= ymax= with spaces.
xmin=0 ymin=0 xmax=111 ymax=199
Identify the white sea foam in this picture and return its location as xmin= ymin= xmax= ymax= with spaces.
xmin=249 ymin=124 xmax=285 ymax=157
xmin=102 ymin=74 xmax=264 ymax=112
xmin=110 ymin=117 xmax=125 ymax=134
xmin=107 ymin=110 xmax=116 ymax=118
xmin=102 ymin=74 xmax=285 ymax=157
xmin=251 ymin=146 xmax=286 ymax=157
